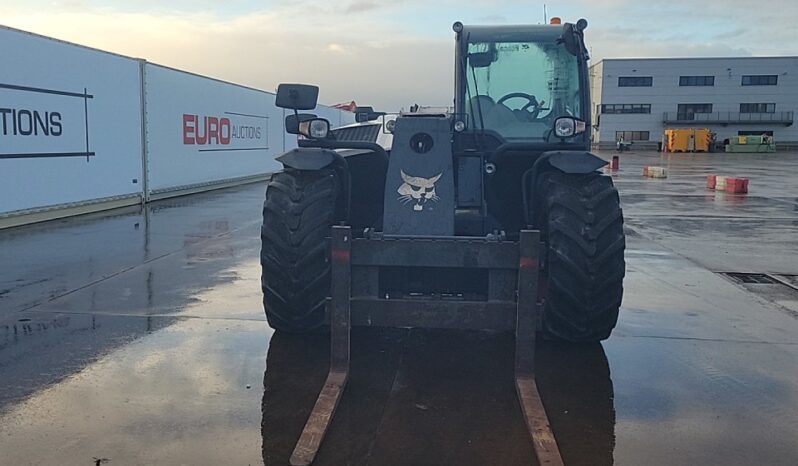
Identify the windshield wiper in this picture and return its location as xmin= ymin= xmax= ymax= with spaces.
xmin=470 ymin=63 xmax=486 ymax=133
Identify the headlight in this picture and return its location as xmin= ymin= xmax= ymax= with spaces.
xmin=308 ymin=119 xmax=330 ymax=139
xmin=453 ymin=120 xmax=466 ymax=132
xmin=385 ymin=119 xmax=396 ymax=133
xmin=554 ymin=118 xmax=575 ymax=138
xmin=553 ymin=117 xmax=587 ymax=138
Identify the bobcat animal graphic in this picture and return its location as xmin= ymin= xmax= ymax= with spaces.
xmin=397 ymin=170 xmax=442 ymax=211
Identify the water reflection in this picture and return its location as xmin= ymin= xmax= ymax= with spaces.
xmin=261 ymin=330 xmax=615 ymax=466
xmin=0 ymin=316 xmax=267 ymax=465
xmin=261 ymin=331 xmax=329 ymax=465
xmin=0 ymin=183 xmax=269 ymax=410
xmin=0 ymin=312 xmax=174 ymax=410
xmin=536 ymin=341 xmax=616 ymax=466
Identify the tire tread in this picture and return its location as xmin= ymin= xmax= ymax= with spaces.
xmin=260 ymin=169 xmax=338 ymax=332
xmin=537 ymin=171 xmax=625 ymax=342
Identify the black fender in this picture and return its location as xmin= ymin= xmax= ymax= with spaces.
xmin=274 ymin=143 xmax=389 ymax=229
xmin=275 ymin=147 xmax=350 ymax=221
xmin=276 ymin=139 xmax=389 ymax=171
xmin=522 ymin=151 xmax=608 ymax=227
xmin=544 ymin=150 xmax=607 ymax=174
xmin=276 ymin=147 xmax=340 ymax=171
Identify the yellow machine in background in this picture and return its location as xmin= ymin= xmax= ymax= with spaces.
xmin=664 ymin=128 xmax=713 ymax=152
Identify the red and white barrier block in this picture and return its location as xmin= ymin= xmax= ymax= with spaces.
xmin=707 ymin=175 xmax=748 ymax=193
xmin=643 ymin=166 xmax=667 ymax=178
xmin=725 ymin=177 xmax=749 ymax=194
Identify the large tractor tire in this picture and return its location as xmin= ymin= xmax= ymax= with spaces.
xmin=536 ymin=171 xmax=625 ymax=342
xmin=260 ymin=168 xmax=340 ymax=332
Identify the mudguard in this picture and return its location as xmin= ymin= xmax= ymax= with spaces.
xmin=544 ymin=150 xmax=607 ymax=174
xmin=275 ymin=144 xmax=389 ymax=229
xmin=522 ymin=150 xmax=608 ymax=227
xmin=276 ymin=148 xmax=339 ymax=171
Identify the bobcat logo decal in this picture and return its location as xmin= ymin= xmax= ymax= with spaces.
xmin=397 ymin=170 xmax=442 ymax=211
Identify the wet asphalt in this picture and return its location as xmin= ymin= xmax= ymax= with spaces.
xmin=1 ymin=150 xmax=797 ymax=465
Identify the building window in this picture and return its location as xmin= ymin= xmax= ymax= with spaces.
xmin=739 ymin=103 xmax=776 ymax=113
xmin=738 ymin=130 xmax=773 ymax=136
xmin=618 ymin=76 xmax=653 ymax=87
xmin=616 ymin=131 xmax=650 ymax=141
xmin=741 ymin=75 xmax=778 ymax=86
xmin=677 ymin=103 xmax=713 ymax=120
xmin=679 ymin=76 xmax=714 ymax=86
xmin=601 ymin=104 xmax=652 ymax=114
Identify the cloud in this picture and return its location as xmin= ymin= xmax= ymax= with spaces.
xmin=586 ymin=26 xmax=754 ymax=62
xmin=0 ymin=9 xmax=452 ymax=110
xmin=710 ymin=27 xmax=747 ymax=41
xmin=2 ymin=0 xmax=798 ymax=110
xmin=344 ymin=0 xmax=385 ymax=14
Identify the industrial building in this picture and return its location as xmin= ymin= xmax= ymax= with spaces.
xmin=590 ymin=57 xmax=798 ymax=150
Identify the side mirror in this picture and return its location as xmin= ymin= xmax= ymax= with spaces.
xmin=553 ymin=117 xmax=586 ymax=138
xmin=276 ymin=83 xmax=319 ymax=110
xmin=355 ymin=106 xmax=385 ymax=123
xmin=285 ymin=113 xmax=317 ymax=135
xmin=561 ymin=22 xmax=588 ymax=58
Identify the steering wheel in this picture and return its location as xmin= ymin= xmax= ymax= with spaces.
xmin=496 ymin=92 xmax=541 ymax=120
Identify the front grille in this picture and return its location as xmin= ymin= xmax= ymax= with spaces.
xmin=332 ymin=124 xmax=380 ymax=142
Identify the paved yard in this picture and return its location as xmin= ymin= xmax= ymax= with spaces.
xmin=1 ymin=150 xmax=797 ymax=465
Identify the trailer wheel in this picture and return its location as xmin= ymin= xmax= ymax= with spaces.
xmin=260 ymin=169 xmax=339 ymax=332
xmin=536 ymin=171 xmax=625 ymax=342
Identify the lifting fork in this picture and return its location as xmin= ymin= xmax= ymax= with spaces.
xmin=289 ymin=226 xmax=563 ymax=466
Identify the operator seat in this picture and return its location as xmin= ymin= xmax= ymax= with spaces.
xmin=484 ymin=104 xmax=518 ymax=129
xmin=467 ymin=95 xmax=496 ymax=120
xmin=468 ymin=95 xmax=535 ymax=137
xmin=468 ymin=95 xmax=518 ymax=128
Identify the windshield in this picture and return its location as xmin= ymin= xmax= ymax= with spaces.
xmin=464 ymin=39 xmax=582 ymax=141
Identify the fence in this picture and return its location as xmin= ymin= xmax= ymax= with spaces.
xmin=0 ymin=25 xmax=353 ymax=228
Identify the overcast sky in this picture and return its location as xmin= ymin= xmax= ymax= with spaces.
xmin=3 ymin=1 xmax=797 ymax=110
